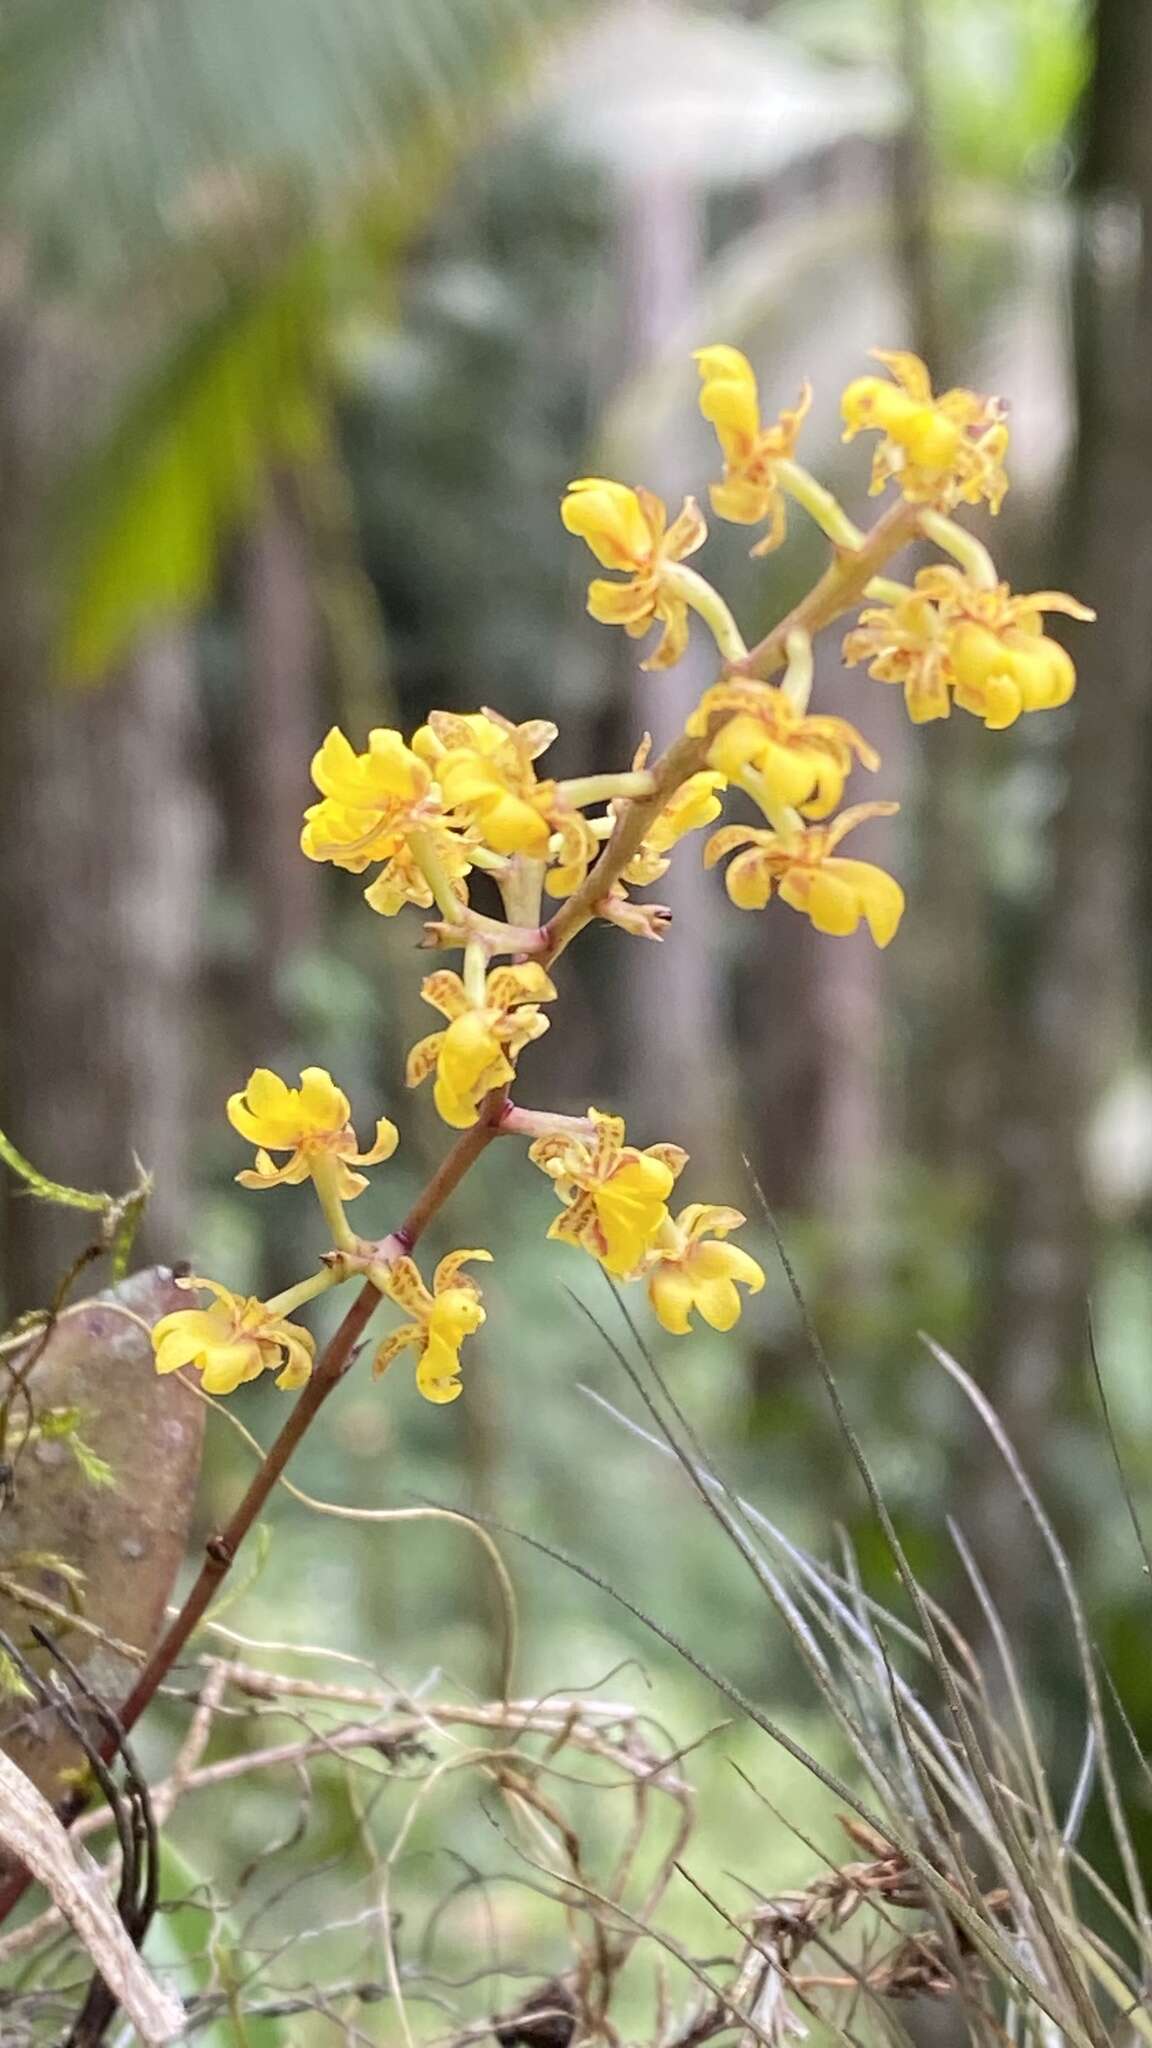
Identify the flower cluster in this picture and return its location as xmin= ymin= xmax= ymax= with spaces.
xmin=151 ymin=339 xmax=1091 ymax=1418
xmin=693 ymin=344 xmax=811 ymax=554
xmin=227 ymin=1066 xmax=398 ymax=1198
xmin=529 ymin=1110 xmax=764 ymax=1333
xmin=153 ymin=1278 xmax=315 ymax=1396
xmin=840 ymin=350 xmax=1010 ymax=512
xmin=843 ymin=567 xmax=1093 ymax=727
xmin=561 ymin=479 xmax=708 ymax=670
xmin=407 ymin=965 xmax=556 ymax=1129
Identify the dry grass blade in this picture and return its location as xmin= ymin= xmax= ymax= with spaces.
xmin=923 ymin=1332 xmax=1152 ymax=1956
xmin=0 ymin=1748 xmax=181 ymax=2043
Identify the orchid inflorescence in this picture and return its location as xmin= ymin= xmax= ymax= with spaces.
xmin=153 ymin=345 xmax=1091 ymax=1409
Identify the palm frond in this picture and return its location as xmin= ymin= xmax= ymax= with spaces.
xmin=57 ymin=252 xmax=327 ymax=681
xmin=2 ymin=0 xmax=589 ymax=286
xmin=19 ymin=0 xmax=594 ymax=677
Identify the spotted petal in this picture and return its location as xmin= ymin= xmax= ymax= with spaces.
xmin=418 ymin=971 xmax=470 ymax=1022
xmin=486 ymin=963 xmax=556 ymax=1010
xmin=381 ymin=1256 xmax=434 ymax=1319
xmin=372 ymin=1323 xmax=420 ymax=1377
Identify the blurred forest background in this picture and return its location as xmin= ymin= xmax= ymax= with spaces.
xmin=4 ymin=0 xmax=1152 ymax=2035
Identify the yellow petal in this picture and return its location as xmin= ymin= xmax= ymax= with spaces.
xmin=594 ymin=1156 xmax=674 ymax=1275
xmin=432 ymin=1075 xmax=482 ymax=1128
xmin=381 ymin=1257 xmax=433 ymax=1319
xmin=227 ymin=1069 xmax=290 ymax=1145
xmin=200 ymin=1340 xmax=265 ymax=1396
xmin=676 ymin=1203 xmax=746 ymax=1241
xmin=640 ymin=597 xmax=690 ymax=672
xmin=587 ymin=576 xmax=653 ymax=627
xmin=418 ymin=970 xmax=470 ymax=1022
xmin=709 ymin=477 xmax=772 ymax=525
xmin=725 ymin=849 xmax=774 ymax=910
xmin=297 ymin=1067 xmax=349 ymax=1131
xmin=438 ymin=1011 xmax=507 ymax=1097
xmin=415 ymin=1330 xmax=465 ymax=1404
xmin=662 ymin=495 xmax=708 ymax=562
xmin=355 ymin=1117 xmax=399 ymax=1166
xmin=235 ymin=1155 xmax=292 ymax=1190
xmin=648 ymin=1266 xmax=696 ymax=1335
xmin=152 ymin=1313 xmax=223 ymax=1374
xmin=373 ymin=1324 xmax=419 ymax=1376
xmin=561 ymin=478 xmax=655 ymax=570
xmin=274 ymin=1338 xmax=314 ymax=1391
xmin=689 ymin=1274 xmax=744 ymax=1331
xmin=433 ymin=1247 xmax=493 ymax=1293
xmin=486 ymin=963 xmax=557 ymax=1009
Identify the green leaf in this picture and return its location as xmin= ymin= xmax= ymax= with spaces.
xmin=0 ymin=0 xmax=589 ymax=288
xmin=0 ymin=1650 xmax=33 ymax=1703
xmin=773 ymin=0 xmax=1088 ymax=186
xmin=58 ymin=253 xmax=327 ymax=682
xmin=68 ymin=1433 xmax=116 ymax=1490
xmin=24 ymin=0 xmax=593 ymax=678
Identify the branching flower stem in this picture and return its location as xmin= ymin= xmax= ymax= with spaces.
xmin=164 ymin=497 xmax=923 ymax=1643
xmin=0 ymin=493 xmax=929 ymax=1932
xmin=0 ymin=1103 xmax=514 ymax=1926
xmin=541 ymin=497 xmax=923 ymax=965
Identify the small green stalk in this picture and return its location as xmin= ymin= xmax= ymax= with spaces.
xmin=780 ymin=629 xmax=814 ymax=713
xmin=306 ymin=1155 xmax=358 ymax=1253
xmin=498 ymin=853 xmax=545 ymax=932
xmin=661 ymin=563 xmax=748 ymax=663
xmin=920 ymin=509 xmax=998 ymax=590
xmin=776 ymin=459 xmax=865 ymax=551
xmin=499 ymin=1106 xmax=595 ymax=1142
xmin=463 ymin=939 xmax=488 ymax=1008
xmin=408 ymin=827 xmax=465 ymax=921
xmin=558 ymin=772 xmax=657 ymax=809
xmin=265 ymin=1266 xmax=348 ymax=1319
xmin=864 ymin=575 xmax=911 ymax=606
xmin=740 ymin=768 xmax=804 ymax=844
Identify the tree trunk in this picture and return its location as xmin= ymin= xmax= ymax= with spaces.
xmin=0 ymin=295 xmax=211 ymax=1311
xmin=239 ymin=472 xmax=322 ymax=1044
xmin=970 ymin=0 xmax=1152 ymax=1599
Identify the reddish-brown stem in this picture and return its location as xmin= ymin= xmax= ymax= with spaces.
xmin=539 ymin=500 xmax=923 ymax=964
xmin=390 ymin=1097 xmax=507 ymax=1248
xmin=0 ymin=1110 xmax=509 ymax=1927
xmin=126 ymin=1109 xmax=505 ymax=1732
xmin=116 ymin=1279 xmax=381 ymax=1736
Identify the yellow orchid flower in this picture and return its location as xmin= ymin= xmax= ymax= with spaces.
xmin=646 ymin=1205 xmax=765 ymax=1335
xmin=301 ymin=726 xmax=435 ymax=869
xmin=687 ymin=680 xmax=876 ymax=820
xmin=841 ymin=350 xmax=1009 ymax=512
xmin=227 ymin=1066 xmax=398 ymax=1198
xmin=543 ymin=808 xmax=602 ymax=900
xmin=406 ymin=964 xmax=556 ymax=1129
xmin=152 ymin=1277 xmax=315 ymax=1396
xmin=529 ymin=1107 xmax=687 ymax=1277
xmin=413 ymin=709 xmax=559 ymax=861
xmin=844 ymin=567 xmax=1093 ymax=728
xmin=694 ymin=345 xmax=811 ymax=554
xmin=843 ymin=580 xmax=953 ymax=723
xmin=373 ymin=1250 xmax=492 ymax=1403
xmin=621 ymin=772 xmax=728 ymax=888
xmin=300 ymin=724 xmax=475 ymax=915
xmin=705 ymin=803 xmax=904 ymax=945
xmin=361 ymin=829 xmax=476 ymax=916
xmin=561 ymin=478 xmax=707 ymax=670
